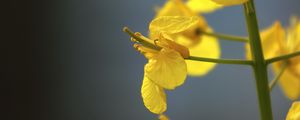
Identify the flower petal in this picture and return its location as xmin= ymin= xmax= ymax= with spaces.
xmin=286 ymin=101 xmax=300 ymax=120
xmin=141 ymin=76 xmax=167 ymax=114
xmin=287 ymin=17 xmax=300 ymax=52
xmin=295 ymin=20 xmax=300 ymax=51
xmin=149 ymin=16 xmax=200 ymax=39
xmin=178 ymin=28 xmax=220 ymax=76
xmin=273 ymin=63 xmax=300 ymax=100
xmin=145 ymin=48 xmax=187 ymax=90
xmin=211 ymin=0 xmax=249 ymax=6
xmin=186 ymin=0 xmax=223 ymax=13
xmin=156 ymin=0 xmax=195 ymax=17
xmin=158 ymin=114 xmax=169 ymax=120
xmin=157 ymin=38 xmax=190 ymax=58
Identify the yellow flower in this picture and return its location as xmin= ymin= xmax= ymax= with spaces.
xmin=246 ymin=17 xmax=300 ymax=100
xmin=135 ymin=34 xmax=188 ymax=114
xmin=211 ymin=0 xmax=249 ymax=6
xmin=135 ymin=33 xmax=189 ymax=113
xmin=286 ymin=102 xmax=300 ymax=120
xmin=274 ymin=18 xmax=300 ymax=100
xmin=153 ymin=0 xmax=221 ymax=76
xmin=128 ymin=16 xmax=202 ymax=114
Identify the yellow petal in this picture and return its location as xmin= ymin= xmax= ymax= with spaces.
xmin=158 ymin=114 xmax=169 ymax=120
xmin=211 ymin=0 xmax=249 ymax=6
xmin=287 ymin=17 xmax=300 ymax=52
xmin=156 ymin=0 xmax=195 ymax=17
xmin=186 ymin=0 xmax=223 ymax=13
xmin=246 ymin=21 xmax=285 ymax=59
xmin=157 ymin=38 xmax=190 ymax=58
xmin=149 ymin=16 xmax=200 ymax=39
xmin=145 ymin=48 xmax=187 ymax=89
xmin=261 ymin=21 xmax=286 ymax=59
xmin=141 ymin=76 xmax=167 ymax=114
xmin=273 ymin=63 xmax=300 ymax=100
xmin=153 ymin=0 xmax=208 ymax=41
xmin=178 ymin=28 xmax=220 ymax=76
xmin=295 ymin=20 xmax=300 ymax=51
xmin=185 ymin=36 xmax=220 ymax=76
xmin=286 ymin=102 xmax=300 ymax=120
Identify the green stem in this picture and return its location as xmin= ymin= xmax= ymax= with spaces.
xmin=266 ymin=51 xmax=300 ymax=64
xmin=243 ymin=1 xmax=273 ymax=120
xmin=201 ymin=30 xmax=249 ymax=42
xmin=269 ymin=62 xmax=287 ymax=91
xmin=187 ymin=56 xmax=253 ymax=65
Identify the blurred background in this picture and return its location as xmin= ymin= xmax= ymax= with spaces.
xmin=8 ymin=0 xmax=300 ymax=120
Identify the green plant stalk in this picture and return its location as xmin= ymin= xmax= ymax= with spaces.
xmin=201 ymin=30 xmax=249 ymax=42
xmin=243 ymin=1 xmax=273 ymax=120
xmin=266 ymin=51 xmax=300 ymax=64
xmin=187 ymin=56 xmax=253 ymax=65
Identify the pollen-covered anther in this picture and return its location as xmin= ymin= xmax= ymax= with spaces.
xmin=133 ymin=43 xmax=141 ymax=50
xmin=133 ymin=43 xmax=158 ymax=54
xmin=130 ymin=37 xmax=137 ymax=42
xmin=134 ymin=32 xmax=157 ymax=46
xmin=133 ymin=43 xmax=145 ymax=53
xmin=134 ymin=32 xmax=142 ymax=37
xmin=133 ymin=44 xmax=146 ymax=54
xmin=154 ymin=39 xmax=159 ymax=46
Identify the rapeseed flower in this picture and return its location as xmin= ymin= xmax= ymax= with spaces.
xmin=136 ymin=34 xmax=188 ymax=113
xmin=154 ymin=0 xmax=221 ymax=76
xmin=126 ymin=16 xmax=202 ymax=114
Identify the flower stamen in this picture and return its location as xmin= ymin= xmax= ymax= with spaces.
xmin=134 ymin=43 xmax=159 ymax=54
xmin=124 ymin=26 xmax=190 ymax=58
xmin=154 ymin=39 xmax=159 ymax=46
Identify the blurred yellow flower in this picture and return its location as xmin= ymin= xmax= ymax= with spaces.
xmin=286 ymin=102 xmax=300 ymax=120
xmin=186 ymin=0 xmax=222 ymax=13
xmin=245 ymin=21 xmax=285 ymax=60
xmin=211 ymin=0 xmax=249 ymax=6
xmin=154 ymin=0 xmax=221 ymax=76
xmin=274 ymin=18 xmax=300 ymax=100
xmin=245 ymin=17 xmax=300 ymax=100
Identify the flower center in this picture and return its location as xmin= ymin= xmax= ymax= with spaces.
xmin=124 ymin=27 xmax=190 ymax=58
